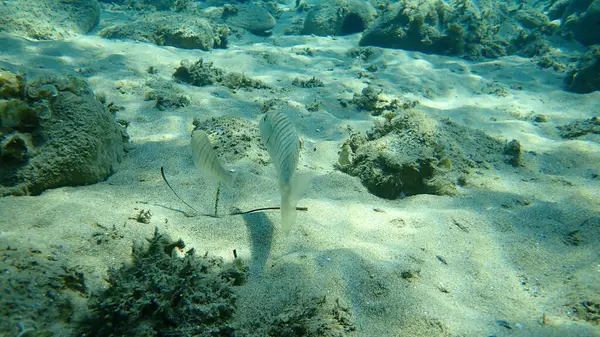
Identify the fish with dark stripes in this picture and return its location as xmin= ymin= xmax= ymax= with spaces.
xmin=260 ymin=111 xmax=309 ymax=235
xmin=190 ymin=129 xmax=234 ymax=186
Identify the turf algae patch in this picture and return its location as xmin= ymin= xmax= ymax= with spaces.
xmin=192 ymin=116 xmax=265 ymax=166
xmin=251 ymin=296 xmax=356 ymax=337
xmin=83 ymin=228 xmax=246 ymax=337
xmin=557 ymin=116 xmax=600 ymax=139
xmin=0 ymin=239 xmax=87 ymax=337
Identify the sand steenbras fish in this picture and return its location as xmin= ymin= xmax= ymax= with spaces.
xmin=260 ymin=110 xmax=309 ymax=235
xmin=190 ymin=129 xmax=234 ymax=186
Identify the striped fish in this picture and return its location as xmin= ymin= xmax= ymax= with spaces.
xmin=190 ymin=130 xmax=234 ymax=186
xmin=260 ymin=111 xmax=308 ymax=235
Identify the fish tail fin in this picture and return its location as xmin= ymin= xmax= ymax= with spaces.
xmin=280 ymin=172 xmax=312 ymax=236
xmin=280 ymin=196 xmax=298 ymax=236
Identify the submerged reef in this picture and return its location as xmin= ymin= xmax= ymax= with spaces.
xmin=339 ymin=110 xmax=520 ymax=199
xmin=0 ymin=69 xmax=126 ymax=196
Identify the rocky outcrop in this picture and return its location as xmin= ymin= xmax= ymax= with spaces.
xmin=0 ymin=0 xmax=100 ymax=40
xmin=99 ymin=12 xmax=229 ymax=50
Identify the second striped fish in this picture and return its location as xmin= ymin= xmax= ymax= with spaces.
xmin=190 ymin=129 xmax=234 ymax=186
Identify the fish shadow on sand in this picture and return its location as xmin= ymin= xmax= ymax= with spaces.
xmin=241 ymin=212 xmax=274 ymax=277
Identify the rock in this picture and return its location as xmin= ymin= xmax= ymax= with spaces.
xmin=561 ymin=0 xmax=600 ymax=46
xmin=144 ymin=77 xmax=190 ymax=111
xmin=0 ymin=69 xmax=125 ymax=196
xmin=564 ymin=46 xmax=600 ymax=93
xmin=557 ymin=116 xmax=600 ymax=138
xmin=0 ymin=0 xmax=100 ymax=40
xmin=143 ymin=0 xmax=174 ymax=10
xmin=547 ymin=0 xmax=570 ymax=20
xmin=173 ymin=58 xmax=270 ymax=90
xmin=221 ymin=3 xmax=276 ymax=35
xmin=359 ymin=0 xmax=550 ymax=60
xmin=341 ymin=110 xmax=508 ymax=199
xmin=97 ymin=0 xmax=174 ymax=10
xmin=302 ymin=0 xmax=376 ymax=36
xmin=99 ymin=12 xmax=229 ymax=50
xmin=359 ymin=1 xmax=471 ymax=56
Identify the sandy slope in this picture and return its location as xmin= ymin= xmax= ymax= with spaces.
xmin=0 ymin=14 xmax=599 ymax=336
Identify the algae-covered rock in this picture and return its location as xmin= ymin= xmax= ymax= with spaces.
xmin=359 ymin=0 xmax=550 ymax=60
xmin=99 ymin=12 xmax=229 ymax=50
xmin=144 ymin=77 xmax=190 ymax=111
xmin=173 ymin=58 xmax=270 ymax=90
xmin=0 ymin=131 xmax=32 ymax=162
xmin=341 ymin=110 xmax=511 ymax=199
xmin=0 ymin=0 xmax=100 ymax=40
xmin=84 ymin=228 xmax=246 ymax=337
xmin=302 ymin=0 xmax=376 ymax=36
xmin=564 ymin=46 xmax=600 ymax=94
xmin=557 ymin=116 xmax=600 ymax=138
xmin=344 ymin=85 xmax=418 ymax=116
xmin=173 ymin=59 xmax=224 ymax=87
xmin=97 ymin=0 xmax=176 ymax=10
xmin=221 ymin=3 xmax=277 ymax=35
xmin=561 ymin=0 xmax=600 ymax=46
xmin=0 ymin=70 xmax=25 ymax=98
xmin=0 ymin=69 xmax=126 ymax=196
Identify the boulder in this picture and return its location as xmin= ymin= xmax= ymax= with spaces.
xmin=341 ymin=110 xmax=512 ymax=199
xmin=561 ymin=0 xmax=600 ymax=46
xmin=359 ymin=0 xmax=552 ymax=60
xmin=302 ymin=0 xmax=376 ymax=36
xmin=564 ymin=45 xmax=600 ymax=93
xmin=222 ymin=3 xmax=276 ymax=35
xmin=99 ymin=12 xmax=229 ymax=50
xmin=0 ymin=69 xmax=126 ymax=196
xmin=0 ymin=0 xmax=100 ymax=40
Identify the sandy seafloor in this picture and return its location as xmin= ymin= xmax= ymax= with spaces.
xmin=1 ymin=8 xmax=600 ymax=337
